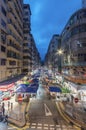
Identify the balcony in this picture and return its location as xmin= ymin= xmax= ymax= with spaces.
xmin=7 ymin=42 xmax=21 ymax=52
xmin=8 ymin=19 xmax=22 ymax=39
xmin=7 ymin=31 xmax=21 ymax=46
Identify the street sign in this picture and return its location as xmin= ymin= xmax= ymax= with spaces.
xmin=74 ymin=98 xmax=78 ymax=103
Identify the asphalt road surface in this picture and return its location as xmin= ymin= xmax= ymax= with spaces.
xmin=27 ymin=99 xmax=77 ymax=130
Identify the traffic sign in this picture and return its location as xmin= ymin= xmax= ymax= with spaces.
xmin=74 ymin=98 xmax=78 ymax=103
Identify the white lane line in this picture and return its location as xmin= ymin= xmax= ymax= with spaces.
xmin=44 ymin=127 xmax=48 ymax=129
xmin=38 ymin=123 xmax=42 ymax=126
xmin=44 ymin=103 xmax=52 ymax=116
xmin=50 ymin=124 xmax=54 ymax=126
xmin=37 ymin=126 xmax=42 ymax=129
xmin=44 ymin=124 xmax=48 ymax=126
xmin=31 ymin=126 xmax=36 ymax=128
xmin=32 ymin=123 xmax=36 ymax=125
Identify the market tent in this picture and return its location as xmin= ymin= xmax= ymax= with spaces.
xmin=15 ymin=84 xmax=38 ymax=93
xmin=15 ymin=84 xmax=29 ymax=93
xmin=49 ymin=86 xmax=62 ymax=92
xmin=0 ymin=83 xmax=14 ymax=91
xmin=23 ymin=81 xmax=30 ymax=85
xmin=28 ymin=79 xmax=33 ymax=83
xmin=78 ymin=85 xmax=86 ymax=94
xmin=32 ymin=78 xmax=39 ymax=82
xmin=29 ymin=83 xmax=38 ymax=88
xmin=61 ymin=87 xmax=71 ymax=93
xmin=26 ymin=87 xmax=38 ymax=93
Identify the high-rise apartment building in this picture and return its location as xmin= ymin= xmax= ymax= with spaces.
xmin=7 ymin=0 xmax=23 ymax=78
xmin=61 ymin=8 xmax=86 ymax=76
xmin=0 ymin=0 xmax=40 ymax=81
xmin=82 ymin=0 xmax=86 ymax=8
xmin=23 ymin=4 xmax=31 ymax=74
xmin=0 ymin=0 xmax=24 ymax=81
xmin=30 ymin=35 xmax=41 ymax=70
xmin=0 ymin=0 xmax=7 ymax=81
xmin=45 ymin=34 xmax=61 ymax=71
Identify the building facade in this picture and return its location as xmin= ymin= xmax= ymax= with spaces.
xmin=60 ymin=8 xmax=86 ymax=83
xmin=45 ymin=34 xmax=61 ymax=72
xmin=0 ymin=0 xmax=40 ymax=81
xmin=30 ymin=34 xmax=41 ymax=71
xmin=7 ymin=0 xmax=23 ymax=78
xmin=0 ymin=0 xmax=7 ymax=81
xmin=82 ymin=0 xmax=86 ymax=8
xmin=23 ymin=4 xmax=31 ymax=74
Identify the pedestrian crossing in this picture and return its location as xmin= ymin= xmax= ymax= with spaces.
xmin=26 ymin=122 xmax=77 ymax=130
xmin=7 ymin=122 xmax=77 ymax=130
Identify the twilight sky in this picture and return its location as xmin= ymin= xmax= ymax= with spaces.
xmin=24 ymin=0 xmax=81 ymax=60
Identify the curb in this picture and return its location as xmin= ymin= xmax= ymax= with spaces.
xmin=56 ymin=102 xmax=82 ymax=130
xmin=8 ymin=102 xmax=28 ymax=128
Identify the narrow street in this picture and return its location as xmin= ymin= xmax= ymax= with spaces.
xmin=27 ymin=82 xmax=77 ymax=130
xmin=28 ymin=99 xmax=77 ymax=130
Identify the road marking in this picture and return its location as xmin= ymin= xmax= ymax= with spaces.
xmin=38 ymin=123 xmax=42 ymax=126
xmin=37 ymin=126 xmax=42 ymax=129
xmin=44 ymin=103 xmax=52 ymax=116
xmin=32 ymin=123 xmax=36 ymax=125
xmin=44 ymin=124 xmax=48 ymax=126
xmin=44 ymin=127 xmax=48 ymax=129
xmin=31 ymin=126 xmax=36 ymax=128
xmin=50 ymin=124 xmax=54 ymax=126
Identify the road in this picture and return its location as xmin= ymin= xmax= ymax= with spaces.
xmin=27 ymin=83 xmax=77 ymax=130
xmin=27 ymin=99 xmax=77 ymax=130
xmin=36 ymin=82 xmax=50 ymax=99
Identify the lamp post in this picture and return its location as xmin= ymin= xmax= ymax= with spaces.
xmin=57 ymin=49 xmax=63 ymax=74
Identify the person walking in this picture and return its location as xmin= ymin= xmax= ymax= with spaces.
xmin=11 ymin=103 xmax=13 ymax=110
xmin=8 ymin=101 xmax=10 ymax=111
xmin=2 ymin=102 xmax=5 ymax=116
xmin=4 ymin=115 xmax=8 ymax=125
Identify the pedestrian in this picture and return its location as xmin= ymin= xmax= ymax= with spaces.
xmin=11 ymin=103 xmax=13 ymax=110
xmin=8 ymin=101 xmax=10 ymax=110
xmin=4 ymin=115 xmax=8 ymax=125
xmin=2 ymin=103 xmax=5 ymax=116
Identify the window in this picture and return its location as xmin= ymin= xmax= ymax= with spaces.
xmin=9 ymin=60 xmax=16 ymax=65
xmin=1 ymin=30 xmax=6 ymax=44
xmin=79 ymin=24 xmax=86 ymax=32
xmin=3 ymin=0 xmax=6 ymax=3
xmin=1 ymin=6 xmax=6 ymax=16
xmin=1 ymin=46 xmax=6 ymax=52
xmin=24 ymin=5 xmax=28 ymax=9
xmin=23 ymin=18 xmax=29 ymax=21
xmin=24 ymin=37 xmax=27 ymax=40
xmin=1 ymin=19 xmax=6 ymax=28
xmin=1 ymin=59 xmax=6 ymax=65
xmin=24 ymin=12 xmax=29 ymax=15
xmin=23 ymin=30 xmax=29 ymax=33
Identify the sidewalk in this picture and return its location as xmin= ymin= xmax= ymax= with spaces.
xmin=58 ymin=101 xmax=86 ymax=129
xmin=3 ymin=97 xmax=28 ymax=128
xmin=8 ymin=102 xmax=27 ymax=127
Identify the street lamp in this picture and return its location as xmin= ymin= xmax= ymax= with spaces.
xmin=58 ymin=49 xmax=63 ymax=55
xmin=57 ymin=49 xmax=63 ymax=74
